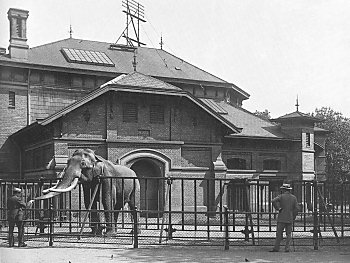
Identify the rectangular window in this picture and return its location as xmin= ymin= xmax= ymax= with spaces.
xmin=8 ymin=91 xmax=15 ymax=108
xmin=122 ymin=103 xmax=138 ymax=123
xmin=306 ymin=133 xmax=311 ymax=147
xmin=263 ymin=159 xmax=281 ymax=170
xmin=150 ymin=104 xmax=164 ymax=124
xmin=227 ymin=158 xmax=247 ymax=170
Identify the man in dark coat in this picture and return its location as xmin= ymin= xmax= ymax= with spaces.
xmin=7 ymin=187 xmax=33 ymax=247
xmin=270 ymin=183 xmax=300 ymax=252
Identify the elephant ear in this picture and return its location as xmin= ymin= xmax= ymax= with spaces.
xmin=94 ymin=154 xmax=106 ymax=163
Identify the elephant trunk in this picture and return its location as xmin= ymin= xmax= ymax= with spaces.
xmin=36 ymin=162 xmax=82 ymax=200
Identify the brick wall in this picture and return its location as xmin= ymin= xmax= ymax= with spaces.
xmin=0 ymin=84 xmax=28 ymax=177
xmin=61 ymin=96 xmax=105 ymax=139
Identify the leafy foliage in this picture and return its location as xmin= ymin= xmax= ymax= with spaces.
xmin=313 ymin=107 xmax=350 ymax=182
xmin=254 ymin=109 xmax=271 ymax=121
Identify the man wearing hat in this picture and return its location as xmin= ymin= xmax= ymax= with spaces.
xmin=270 ymin=183 xmax=300 ymax=252
xmin=7 ymin=187 xmax=34 ymax=247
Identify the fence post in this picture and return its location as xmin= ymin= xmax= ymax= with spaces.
xmin=133 ymin=206 xmax=139 ymax=248
xmin=224 ymin=205 xmax=229 ymax=250
xmin=313 ymin=179 xmax=319 ymax=250
xmin=49 ymin=201 xmax=54 ymax=247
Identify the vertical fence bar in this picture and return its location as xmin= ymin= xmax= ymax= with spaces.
xmin=181 ymin=179 xmax=184 ymax=231
xmin=78 ymin=183 xmax=82 ymax=230
xmin=206 ymin=179 xmax=210 ymax=240
xmin=49 ymin=201 xmax=54 ymax=246
xmin=220 ymin=180 xmax=223 ymax=231
xmin=313 ymin=180 xmax=318 ymax=250
xmin=69 ymin=190 xmax=72 ymax=233
xmin=168 ymin=178 xmax=173 ymax=240
xmin=133 ymin=206 xmax=139 ymax=248
xmin=224 ymin=205 xmax=229 ymax=250
xmin=194 ymin=179 xmax=197 ymax=231
xmin=341 ymin=182 xmax=344 ymax=238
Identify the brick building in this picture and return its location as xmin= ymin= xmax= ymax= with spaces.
xmin=0 ymin=8 xmax=327 ymax=212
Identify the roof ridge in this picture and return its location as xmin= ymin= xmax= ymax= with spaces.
xmin=130 ymin=71 xmax=173 ymax=87
xmin=31 ymin=38 xmax=73 ymax=49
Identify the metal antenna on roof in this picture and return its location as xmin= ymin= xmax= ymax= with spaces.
xmin=159 ymin=34 xmax=163 ymax=50
xmin=295 ymin=95 xmax=299 ymax=112
xmin=116 ymin=0 xmax=146 ymax=47
xmin=132 ymin=49 xmax=138 ymax=71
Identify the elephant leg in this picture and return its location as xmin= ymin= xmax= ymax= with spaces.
xmin=113 ymin=201 xmax=123 ymax=231
xmin=128 ymin=198 xmax=140 ymax=234
xmin=102 ymin=191 xmax=116 ymax=235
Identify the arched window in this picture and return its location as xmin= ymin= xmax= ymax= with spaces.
xmin=263 ymin=159 xmax=281 ymax=170
xmin=227 ymin=158 xmax=247 ymax=170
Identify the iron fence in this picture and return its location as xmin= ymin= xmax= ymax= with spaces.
xmin=0 ymin=177 xmax=349 ymax=249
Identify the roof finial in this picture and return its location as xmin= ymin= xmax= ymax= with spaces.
xmin=69 ymin=24 xmax=73 ymax=38
xmin=159 ymin=33 xmax=164 ymax=50
xmin=132 ymin=49 xmax=137 ymax=71
xmin=295 ymin=95 xmax=299 ymax=112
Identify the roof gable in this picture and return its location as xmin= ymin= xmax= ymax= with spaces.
xmin=38 ymin=72 xmax=241 ymax=133
xmin=101 ymin=72 xmax=182 ymax=91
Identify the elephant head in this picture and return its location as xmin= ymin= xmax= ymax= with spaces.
xmin=36 ymin=149 xmax=102 ymax=200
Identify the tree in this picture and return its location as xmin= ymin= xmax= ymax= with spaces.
xmin=254 ymin=109 xmax=271 ymax=121
xmin=313 ymin=107 xmax=350 ymax=182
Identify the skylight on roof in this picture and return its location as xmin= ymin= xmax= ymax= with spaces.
xmin=61 ymin=48 xmax=114 ymax=67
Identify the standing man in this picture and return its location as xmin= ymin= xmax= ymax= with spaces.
xmin=7 ymin=187 xmax=33 ymax=247
xmin=270 ymin=183 xmax=299 ymax=252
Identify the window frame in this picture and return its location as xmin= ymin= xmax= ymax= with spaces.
xmin=306 ymin=132 xmax=311 ymax=147
xmin=8 ymin=91 xmax=15 ymax=108
xmin=150 ymin=104 xmax=165 ymax=124
xmin=122 ymin=102 xmax=138 ymax=123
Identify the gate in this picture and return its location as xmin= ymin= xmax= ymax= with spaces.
xmin=0 ymin=178 xmax=349 ymax=249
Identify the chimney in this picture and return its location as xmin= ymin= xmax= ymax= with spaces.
xmin=8 ymin=8 xmax=29 ymax=59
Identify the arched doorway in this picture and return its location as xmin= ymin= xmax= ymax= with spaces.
xmin=131 ymin=159 xmax=164 ymax=217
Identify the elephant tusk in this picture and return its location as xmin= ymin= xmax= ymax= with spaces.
xmin=42 ymin=168 xmax=66 ymax=194
xmin=47 ymin=177 xmax=79 ymax=193
xmin=43 ymin=181 xmax=60 ymax=194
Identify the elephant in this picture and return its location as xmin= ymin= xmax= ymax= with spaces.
xmin=35 ymin=148 xmax=140 ymax=236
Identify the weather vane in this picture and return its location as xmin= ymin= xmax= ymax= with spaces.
xmin=69 ymin=24 xmax=73 ymax=38
xmin=295 ymin=95 xmax=299 ymax=112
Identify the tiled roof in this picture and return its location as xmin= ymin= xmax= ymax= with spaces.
xmin=272 ymin=111 xmax=322 ymax=122
xmin=101 ymin=72 xmax=182 ymax=91
xmin=0 ymin=38 xmax=247 ymax=94
xmin=202 ymin=99 xmax=287 ymax=138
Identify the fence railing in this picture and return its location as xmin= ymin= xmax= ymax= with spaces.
xmin=0 ymin=178 xmax=349 ymax=249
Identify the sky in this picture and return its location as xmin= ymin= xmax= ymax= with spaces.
xmin=1 ymin=0 xmax=350 ymax=118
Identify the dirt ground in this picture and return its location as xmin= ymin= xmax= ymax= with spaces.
xmin=1 ymin=241 xmax=350 ymax=263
